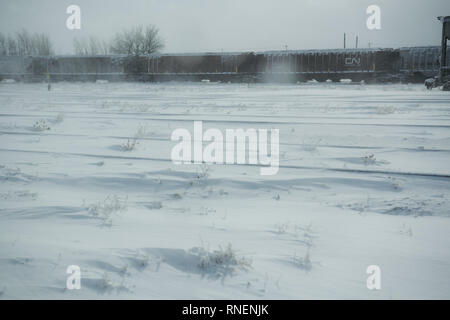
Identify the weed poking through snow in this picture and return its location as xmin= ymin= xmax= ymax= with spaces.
xmin=95 ymin=272 xmax=131 ymax=293
xmin=32 ymin=119 xmax=50 ymax=131
xmin=362 ymin=154 xmax=377 ymax=165
xmin=387 ymin=176 xmax=402 ymax=190
xmin=121 ymin=138 xmax=138 ymax=151
xmin=399 ymin=223 xmax=413 ymax=237
xmin=292 ymin=249 xmax=312 ymax=271
xmin=134 ymin=124 xmax=153 ymax=138
xmin=196 ymin=164 xmax=210 ymax=181
xmin=193 ymin=244 xmax=252 ymax=279
xmin=275 ymin=222 xmax=289 ymax=235
xmin=84 ymin=195 xmax=127 ymax=226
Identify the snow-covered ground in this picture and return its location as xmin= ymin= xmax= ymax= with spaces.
xmin=0 ymin=81 xmax=449 ymax=299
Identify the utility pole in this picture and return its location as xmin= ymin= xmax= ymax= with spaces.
xmin=356 ymin=36 xmax=358 ymax=49
xmin=438 ymin=16 xmax=449 ymax=83
xmin=221 ymin=48 xmax=224 ymax=73
xmin=344 ymin=33 xmax=346 ymax=49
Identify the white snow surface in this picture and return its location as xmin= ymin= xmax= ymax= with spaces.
xmin=0 ymin=81 xmax=449 ymax=299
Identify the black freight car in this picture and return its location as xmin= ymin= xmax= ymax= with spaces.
xmin=0 ymin=47 xmax=440 ymax=83
xmin=258 ymin=48 xmax=401 ymax=82
xmin=142 ymin=52 xmax=258 ymax=81
xmin=400 ymin=46 xmax=449 ymax=82
xmin=22 ymin=55 xmax=126 ymax=81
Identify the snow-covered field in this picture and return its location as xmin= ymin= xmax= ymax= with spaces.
xmin=0 ymin=81 xmax=449 ymax=299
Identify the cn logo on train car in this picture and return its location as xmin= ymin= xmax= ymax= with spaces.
xmin=344 ymin=57 xmax=361 ymax=66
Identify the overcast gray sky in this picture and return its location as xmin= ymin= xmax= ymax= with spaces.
xmin=1 ymin=0 xmax=449 ymax=54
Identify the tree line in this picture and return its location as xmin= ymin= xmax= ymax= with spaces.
xmin=75 ymin=25 xmax=164 ymax=56
xmin=0 ymin=29 xmax=53 ymax=56
xmin=0 ymin=24 xmax=164 ymax=56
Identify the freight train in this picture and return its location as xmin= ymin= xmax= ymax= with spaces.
xmin=0 ymin=46 xmax=448 ymax=83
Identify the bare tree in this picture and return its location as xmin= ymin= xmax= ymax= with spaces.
xmin=110 ymin=25 xmax=163 ymax=55
xmin=74 ymin=36 xmax=110 ymax=55
xmin=33 ymin=33 xmax=53 ymax=56
xmin=73 ymin=37 xmax=88 ymax=55
xmin=143 ymin=25 xmax=164 ymax=54
xmin=0 ymin=30 xmax=53 ymax=56
xmin=7 ymin=35 xmax=18 ymax=56
xmin=91 ymin=36 xmax=109 ymax=55
xmin=16 ymin=29 xmax=34 ymax=56
xmin=88 ymin=36 xmax=100 ymax=55
xmin=0 ymin=33 xmax=7 ymax=56
xmin=110 ymin=26 xmax=140 ymax=55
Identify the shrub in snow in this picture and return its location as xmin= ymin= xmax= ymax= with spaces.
xmin=387 ymin=176 xmax=402 ymax=190
xmin=85 ymin=194 xmax=127 ymax=226
xmin=293 ymin=223 xmax=317 ymax=248
xmin=189 ymin=164 xmax=211 ymax=187
xmin=95 ymin=272 xmax=130 ymax=293
xmin=0 ymin=190 xmax=37 ymax=201
xmin=134 ymin=252 xmax=150 ymax=269
xmin=275 ymin=222 xmax=289 ymax=235
xmin=32 ymin=119 xmax=50 ymax=131
xmin=131 ymin=250 xmax=162 ymax=272
xmin=198 ymin=206 xmax=215 ymax=216
xmin=399 ymin=223 xmax=413 ymax=237
xmin=275 ymin=222 xmax=317 ymax=248
xmin=193 ymin=244 xmax=251 ymax=279
xmin=0 ymin=165 xmax=37 ymax=183
xmin=292 ymin=249 xmax=312 ymax=271
xmin=121 ymin=138 xmax=138 ymax=151
xmin=135 ymin=124 xmax=151 ymax=138
xmin=362 ymin=154 xmax=377 ymax=165
xmin=196 ymin=164 xmax=210 ymax=181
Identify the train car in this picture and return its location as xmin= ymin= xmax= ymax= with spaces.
xmin=399 ymin=46 xmax=449 ymax=81
xmin=152 ymin=53 xmax=223 ymax=73
xmin=258 ymin=48 xmax=401 ymax=82
xmin=146 ymin=52 xmax=256 ymax=73
xmin=140 ymin=52 xmax=258 ymax=81
xmin=48 ymin=55 xmax=124 ymax=81
xmin=0 ymin=56 xmax=34 ymax=81
xmin=11 ymin=55 xmax=126 ymax=81
xmin=0 ymin=46 xmax=441 ymax=83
